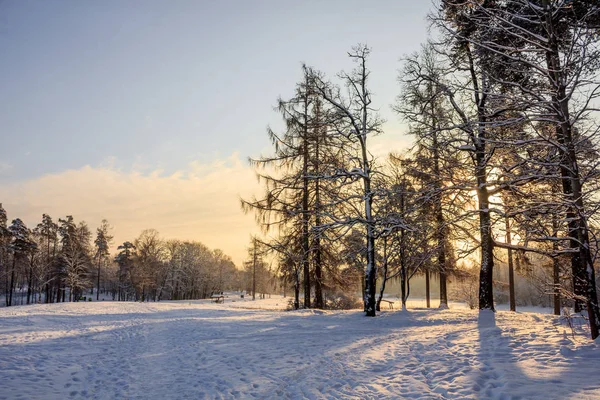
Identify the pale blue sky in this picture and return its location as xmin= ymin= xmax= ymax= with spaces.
xmin=0 ymin=0 xmax=432 ymax=182
xmin=0 ymin=0 xmax=434 ymax=263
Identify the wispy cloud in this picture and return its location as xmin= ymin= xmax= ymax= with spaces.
xmin=0 ymin=130 xmax=411 ymax=266
xmin=0 ymin=161 xmax=13 ymax=175
xmin=1 ymin=153 xmax=261 ymax=265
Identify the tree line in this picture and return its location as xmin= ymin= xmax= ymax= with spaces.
xmin=0 ymin=205 xmax=264 ymax=305
xmin=243 ymin=0 xmax=600 ymax=339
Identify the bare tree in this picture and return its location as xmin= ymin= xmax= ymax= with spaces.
xmin=308 ymin=45 xmax=384 ymax=316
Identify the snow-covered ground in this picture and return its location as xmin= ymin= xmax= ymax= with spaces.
xmin=1 ymin=297 xmax=599 ymax=399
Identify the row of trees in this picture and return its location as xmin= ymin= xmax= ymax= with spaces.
xmin=244 ymin=0 xmax=600 ymax=339
xmin=0 ymin=205 xmax=259 ymax=305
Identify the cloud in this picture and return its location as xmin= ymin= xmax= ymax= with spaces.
xmin=0 ymin=128 xmax=412 ymax=267
xmin=0 ymin=161 xmax=13 ymax=175
xmin=0 ymin=153 xmax=261 ymax=266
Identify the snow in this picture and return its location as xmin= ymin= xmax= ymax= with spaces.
xmin=1 ymin=297 xmax=600 ymax=399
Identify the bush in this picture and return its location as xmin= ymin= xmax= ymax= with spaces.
xmin=324 ymin=291 xmax=362 ymax=310
xmin=285 ymin=292 xmax=362 ymax=310
xmin=286 ymin=298 xmax=303 ymax=310
xmin=450 ymin=269 xmax=478 ymax=309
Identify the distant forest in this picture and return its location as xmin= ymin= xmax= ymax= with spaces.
xmin=0 ymin=207 xmax=276 ymax=306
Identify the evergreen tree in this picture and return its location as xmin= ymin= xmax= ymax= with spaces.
xmin=7 ymin=218 xmax=36 ymax=306
xmin=94 ymin=219 xmax=113 ymax=300
xmin=36 ymin=214 xmax=59 ymax=303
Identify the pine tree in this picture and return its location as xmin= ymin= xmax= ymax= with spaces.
xmin=0 ymin=205 xmax=10 ymax=306
xmin=7 ymin=218 xmax=36 ymax=306
xmin=115 ymin=241 xmax=136 ymax=301
xmin=36 ymin=214 xmax=59 ymax=303
xmin=242 ymin=67 xmax=335 ymax=309
xmin=94 ymin=219 xmax=113 ymax=300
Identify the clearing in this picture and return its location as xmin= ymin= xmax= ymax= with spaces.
xmin=0 ymin=297 xmax=599 ymax=399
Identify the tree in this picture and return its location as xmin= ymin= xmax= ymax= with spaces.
xmin=242 ymin=66 xmax=338 ymax=309
xmin=243 ymin=238 xmax=269 ymax=300
xmin=134 ymin=229 xmax=165 ymax=301
xmin=396 ymin=43 xmax=467 ymax=309
xmin=438 ymin=0 xmax=600 ymax=338
xmin=115 ymin=241 xmax=136 ymax=301
xmin=7 ymin=218 xmax=36 ymax=306
xmin=59 ymin=220 xmax=92 ymax=301
xmin=309 ymin=45 xmax=384 ymax=316
xmin=94 ymin=219 xmax=113 ymax=300
xmin=0 ymin=205 xmax=10 ymax=305
xmin=36 ymin=214 xmax=58 ymax=303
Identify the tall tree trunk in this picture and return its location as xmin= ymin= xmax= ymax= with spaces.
xmin=8 ymin=257 xmax=16 ymax=307
xmin=432 ymin=118 xmax=448 ymax=309
xmin=552 ymin=216 xmax=561 ymax=316
xmin=302 ymin=88 xmax=311 ymax=309
xmin=96 ymin=258 xmax=101 ymax=301
xmin=45 ymin=280 xmax=51 ymax=303
xmin=313 ymin=117 xmax=324 ymax=309
xmin=376 ymin=237 xmax=388 ymax=312
xmin=553 ymin=258 xmax=561 ymax=316
xmin=4 ymin=258 xmax=7 ymax=307
xmin=26 ymin=260 xmax=33 ymax=305
xmin=364 ymin=169 xmax=377 ymax=316
xmin=466 ymin=45 xmax=495 ymax=311
xmin=425 ymin=270 xmax=430 ymax=308
xmin=505 ymin=216 xmax=516 ymax=312
xmin=543 ymin=1 xmax=600 ymax=338
xmin=477 ymin=177 xmax=495 ymax=311
xmin=400 ymin=265 xmax=407 ymax=310
xmin=252 ymin=240 xmax=257 ymax=301
xmin=294 ymin=270 xmax=300 ymax=310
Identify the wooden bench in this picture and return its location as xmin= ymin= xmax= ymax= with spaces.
xmin=211 ymin=295 xmax=225 ymax=304
xmin=380 ymin=299 xmax=394 ymax=309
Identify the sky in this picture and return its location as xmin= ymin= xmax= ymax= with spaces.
xmin=0 ymin=0 xmax=433 ymax=265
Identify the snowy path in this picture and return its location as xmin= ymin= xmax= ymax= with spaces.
xmin=1 ymin=300 xmax=599 ymax=399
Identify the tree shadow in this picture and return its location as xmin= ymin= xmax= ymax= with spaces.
xmin=0 ymin=304 xmax=599 ymax=399
xmin=472 ymin=310 xmax=600 ymax=399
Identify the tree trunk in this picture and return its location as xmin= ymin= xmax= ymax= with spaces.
xmin=553 ymin=258 xmax=561 ymax=316
xmin=313 ymin=123 xmax=324 ymax=309
xmin=400 ymin=267 xmax=407 ymax=310
xmin=364 ymin=192 xmax=376 ymax=316
xmin=505 ymin=216 xmax=516 ymax=312
xmin=294 ymin=271 xmax=300 ymax=310
xmin=425 ymin=270 xmax=430 ymax=308
xmin=96 ymin=260 xmax=101 ymax=301
xmin=432 ymin=130 xmax=448 ymax=309
xmin=478 ymin=185 xmax=495 ymax=311
xmin=376 ymin=238 xmax=388 ymax=312
xmin=252 ymin=240 xmax=257 ymax=301
xmin=302 ymin=84 xmax=311 ymax=309
xmin=551 ymin=216 xmax=561 ymax=316
xmin=26 ymin=257 xmax=34 ymax=305
xmin=464 ymin=43 xmax=495 ymax=311
xmin=8 ymin=257 xmax=16 ymax=307
xmin=543 ymin=2 xmax=600 ymax=338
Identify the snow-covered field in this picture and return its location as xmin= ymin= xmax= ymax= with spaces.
xmin=1 ymin=297 xmax=599 ymax=399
